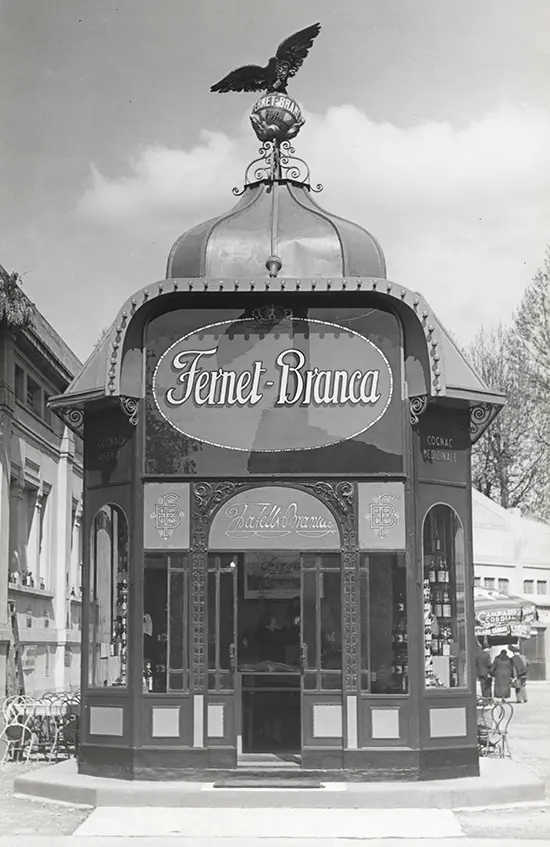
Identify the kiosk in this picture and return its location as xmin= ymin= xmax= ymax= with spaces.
xmin=51 ymin=95 xmax=504 ymax=780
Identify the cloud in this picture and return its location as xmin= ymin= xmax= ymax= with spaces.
xmin=78 ymin=105 xmax=550 ymax=342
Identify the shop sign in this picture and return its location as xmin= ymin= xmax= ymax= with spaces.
xmin=152 ymin=319 xmax=393 ymax=452
xmin=358 ymin=482 xmax=406 ymax=550
xmin=417 ymin=408 xmax=469 ymax=482
xmin=144 ymin=483 xmax=190 ymax=550
xmin=208 ymin=486 xmax=340 ymax=550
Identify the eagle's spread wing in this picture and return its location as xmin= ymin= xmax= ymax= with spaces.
xmin=275 ymin=22 xmax=321 ymax=78
xmin=210 ymin=64 xmax=268 ymax=94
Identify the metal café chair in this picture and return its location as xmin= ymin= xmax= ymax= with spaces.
xmin=477 ymin=698 xmax=514 ymax=758
xmin=0 ymin=696 xmax=37 ymax=764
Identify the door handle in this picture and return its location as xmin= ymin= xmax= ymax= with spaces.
xmin=300 ymin=643 xmax=308 ymax=671
xmin=229 ymin=642 xmax=236 ymax=672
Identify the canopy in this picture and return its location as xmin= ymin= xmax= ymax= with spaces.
xmin=474 ymin=587 xmax=538 ymax=639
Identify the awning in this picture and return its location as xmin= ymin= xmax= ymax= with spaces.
xmin=474 ymin=587 xmax=538 ymax=639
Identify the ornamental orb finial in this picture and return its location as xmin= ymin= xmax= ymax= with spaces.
xmin=250 ymin=93 xmax=305 ymax=143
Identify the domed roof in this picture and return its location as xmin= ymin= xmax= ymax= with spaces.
xmin=167 ymin=145 xmax=386 ymax=280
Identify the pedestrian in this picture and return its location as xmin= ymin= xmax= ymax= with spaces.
xmin=475 ymin=643 xmax=493 ymax=699
xmin=510 ymin=645 xmax=529 ymax=703
xmin=490 ymin=649 xmax=514 ymax=700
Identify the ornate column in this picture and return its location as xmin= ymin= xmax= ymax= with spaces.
xmin=303 ymin=480 xmax=359 ymax=751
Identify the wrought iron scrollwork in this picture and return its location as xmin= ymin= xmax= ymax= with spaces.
xmin=233 ymin=140 xmax=323 ymax=195
xmin=53 ymin=406 xmax=84 ymax=438
xmin=409 ymin=395 xmax=429 ymax=426
xmin=119 ymin=396 xmax=138 ymax=426
xmin=191 ymin=482 xmax=249 ymax=692
xmin=470 ymin=403 xmax=501 ymax=443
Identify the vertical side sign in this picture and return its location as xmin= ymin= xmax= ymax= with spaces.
xmin=144 ymin=482 xmax=190 ymax=549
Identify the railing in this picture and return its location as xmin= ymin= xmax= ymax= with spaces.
xmin=0 ymin=691 xmax=80 ymax=764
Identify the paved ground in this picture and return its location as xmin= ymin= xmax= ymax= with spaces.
xmin=456 ymin=681 xmax=550 ymax=840
xmin=0 ymin=681 xmax=549 ymax=842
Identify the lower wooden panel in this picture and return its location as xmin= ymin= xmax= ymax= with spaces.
xmin=358 ymin=697 xmax=410 ymax=747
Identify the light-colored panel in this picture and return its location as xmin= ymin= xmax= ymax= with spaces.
xmin=358 ymin=482 xmax=406 ymax=550
xmin=207 ymin=703 xmax=225 ymax=738
xmin=313 ymin=703 xmax=342 ymax=738
xmin=89 ymin=706 xmax=123 ymax=737
xmin=209 ymin=486 xmax=339 ymax=551
xmin=144 ymin=483 xmax=190 ymax=550
xmin=346 ymin=695 xmax=358 ymax=749
xmin=193 ymin=694 xmax=204 ymax=747
xmin=429 ymin=707 xmax=467 ymax=738
xmin=371 ymin=707 xmax=400 ymax=739
xmin=152 ymin=707 xmax=180 ymax=738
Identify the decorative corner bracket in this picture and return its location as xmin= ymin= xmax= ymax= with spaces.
xmin=470 ymin=402 xmax=502 ymax=443
xmin=409 ymin=395 xmax=429 ymax=427
xmin=119 ymin=396 xmax=138 ymax=426
xmin=54 ymin=406 xmax=84 ymax=438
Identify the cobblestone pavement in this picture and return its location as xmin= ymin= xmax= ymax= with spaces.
xmin=457 ymin=681 xmax=550 ymax=840
xmin=0 ymin=761 xmax=89 ymax=837
xmin=0 ymin=682 xmax=549 ymax=840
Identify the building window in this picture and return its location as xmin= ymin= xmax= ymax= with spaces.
xmin=423 ymin=504 xmax=467 ymax=689
xmin=361 ymin=553 xmax=407 ymax=694
xmin=14 ymin=364 xmax=24 ymax=401
xmin=537 ymin=581 xmax=547 ymax=595
xmin=498 ymin=578 xmax=509 ymax=594
xmin=26 ymin=375 xmax=41 ymax=414
xmin=474 ymin=576 xmax=481 ymax=587
xmin=88 ymin=505 xmax=128 ymax=688
xmin=484 ymin=577 xmax=495 ymax=590
xmin=524 ymin=580 xmax=534 ymax=594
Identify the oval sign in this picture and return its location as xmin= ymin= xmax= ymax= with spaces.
xmin=152 ymin=318 xmax=393 ymax=452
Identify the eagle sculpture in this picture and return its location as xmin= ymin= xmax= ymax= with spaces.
xmin=211 ymin=23 xmax=321 ymax=95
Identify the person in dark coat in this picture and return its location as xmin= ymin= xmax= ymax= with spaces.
xmin=475 ymin=644 xmax=493 ymax=698
xmin=510 ymin=645 xmax=529 ymax=703
xmin=490 ymin=649 xmax=514 ymax=699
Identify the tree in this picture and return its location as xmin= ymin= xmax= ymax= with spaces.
xmin=466 ymin=323 xmax=550 ymax=518
xmin=0 ymin=264 xmax=34 ymax=329
xmin=513 ymin=250 xmax=550 ymax=451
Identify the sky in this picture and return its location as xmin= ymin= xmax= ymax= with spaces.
xmin=1 ymin=0 xmax=549 ymax=363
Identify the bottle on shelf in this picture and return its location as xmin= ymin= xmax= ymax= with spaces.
xmin=442 ymin=588 xmax=451 ymax=619
xmin=433 ymin=589 xmax=442 ymax=618
xmin=437 ymin=557 xmax=449 ymax=584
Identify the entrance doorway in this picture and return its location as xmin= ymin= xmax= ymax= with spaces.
xmin=206 ymin=551 xmax=342 ymax=759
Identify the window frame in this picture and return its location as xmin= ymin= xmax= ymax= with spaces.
xmin=422 ymin=502 xmax=468 ymax=691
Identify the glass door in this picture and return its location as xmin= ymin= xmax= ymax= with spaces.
xmin=238 ymin=551 xmax=301 ymax=756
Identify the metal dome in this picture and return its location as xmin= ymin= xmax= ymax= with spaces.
xmin=166 ymin=141 xmax=386 ymax=281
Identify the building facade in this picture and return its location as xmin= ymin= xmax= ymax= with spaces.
xmin=0 ymin=298 xmax=83 ymax=700
xmin=472 ymin=489 xmax=550 ymax=679
xmin=51 ymin=105 xmax=505 ymax=781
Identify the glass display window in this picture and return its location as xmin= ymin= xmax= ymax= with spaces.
xmin=88 ymin=505 xmax=128 ymax=688
xmin=423 ymin=504 xmax=467 ymax=689
xmin=360 ymin=553 xmax=408 ymax=694
xmin=143 ymin=554 xmax=189 ymax=693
